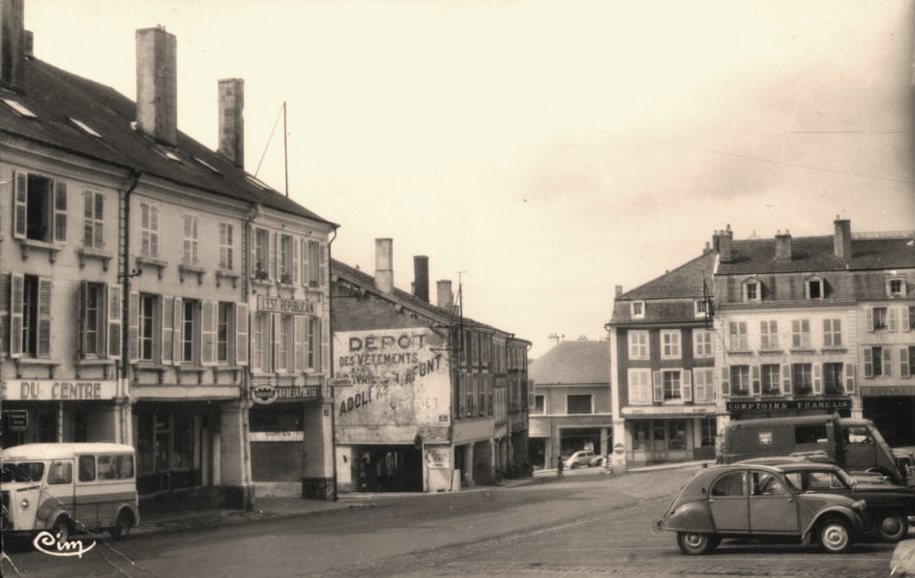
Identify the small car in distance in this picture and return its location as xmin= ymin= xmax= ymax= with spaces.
xmin=656 ymin=464 xmax=866 ymax=555
xmin=563 ymin=450 xmax=597 ymax=469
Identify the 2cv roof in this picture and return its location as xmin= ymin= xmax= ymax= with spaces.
xmin=672 ymin=464 xmax=785 ymax=501
xmin=1 ymin=443 xmax=135 ymax=461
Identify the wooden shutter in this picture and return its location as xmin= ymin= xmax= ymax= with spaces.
xmin=813 ymin=363 xmax=822 ymax=394
xmin=37 ymin=277 xmax=52 ymax=358
xmin=127 ymin=291 xmax=139 ymax=362
xmin=271 ymin=232 xmax=278 ymax=281
xmin=83 ymin=191 xmax=93 ymax=247
xmin=78 ymin=280 xmax=88 ymax=358
xmin=903 ymin=307 xmax=911 ymax=333
xmin=889 ymin=307 xmax=898 ymax=332
xmin=235 ymin=303 xmax=248 ymax=367
xmin=900 ymin=347 xmax=910 ymax=378
xmin=652 ymin=371 xmax=663 ymax=402
xmin=10 ymin=274 xmax=24 ymax=358
xmin=682 ymin=370 xmax=693 ymax=402
xmin=172 ymin=297 xmax=183 ymax=365
xmin=107 ymin=284 xmax=122 ymax=360
xmin=52 ymin=181 xmax=68 ymax=243
xmin=150 ymin=204 xmax=159 ymax=257
xmin=293 ymin=236 xmax=300 ymax=285
xmin=720 ymin=366 xmax=730 ymax=396
xmin=751 ymin=365 xmax=761 ymax=395
xmin=300 ymin=239 xmax=308 ymax=286
xmin=201 ymin=300 xmax=216 ymax=366
xmin=249 ymin=226 xmax=258 ymax=278
xmin=863 ymin=347 xmax=873 ymax=378
xmin=158 ymin=296 xmax=172 ymax=363
xmin=0 ymin=274 xmax=9 ymax=357
xmin=845 ymin=364 xmax=856 ymax=393
xmin=13 ymin=171 xmax=27 ymax=239
xmin=294 ymin=316 xmax=305 ymax=372
xmin=866 ymin=307 xmax=874 ymax=332
xmin=319 ymin=244 xmax=328 ymax=288
xmin=272 ymin=314 xmax=281 ymax=371
xmin=884 ymin=347 xmax=894 ymax=377
xmin=319 ymin=317 xmax=327 ymax=373
xmin=782 ymin=363 xmax=791 ymax=391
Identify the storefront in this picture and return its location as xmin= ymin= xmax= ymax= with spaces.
xmin=726 ymin=398 xmax=852 ymax=421
xmin=625 ymin=416 xmax=717 ymax=466
xmin=248 ymin=382 xmax=321 ymax=485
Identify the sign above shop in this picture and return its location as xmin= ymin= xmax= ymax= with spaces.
xmin=250 ymin=384 xmax=321 ymax=405
xmin=2 ymin=380 xmax=118 ymax=401
xmin=726 ymin=399 xmax=851 ymax=413
xmin=4 ymin=409 xmax=29 ymax=431
xmin=257 ymin=295 xmax=315 ymax=315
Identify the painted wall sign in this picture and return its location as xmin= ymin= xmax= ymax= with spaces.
xmin=2 ymin=380 xmax=117 ymax=401
xmin=425 ymin=447 xmax=451 ymax=469
xmin=5 ymin=409 xmax=29 ymax=431
xmin=250 ymin=384 xmax=320 ymax=404
xmin=256 ymin=295 xmax=315 ymax=315
xmin=726 ymin=399 xmax=851 ymax=413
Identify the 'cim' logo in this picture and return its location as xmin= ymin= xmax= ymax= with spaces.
xmin=33 ymin=531 xmax=96 ymax=558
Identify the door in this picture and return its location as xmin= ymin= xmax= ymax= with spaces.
xmin=748 ymin=470 xmax=798 ymax=534
xmin=44 ymin=459 xmax=76 ymax=530
xmin=840 ymin=426 xmax=877 ymax=471
xmin=74 ymin=455 xmax=100 ymax=530
xmin=708 ymin=471 xmax=749 ymax=532
xmin=652 ymin=422 xmax=667 ymax=463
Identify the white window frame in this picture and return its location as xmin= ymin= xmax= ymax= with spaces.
xmin=218 ymin=223 xmax=234 ymax=271
xmin=662 ymin=369 xmax=682 ymax=401
xmin=628 ymin=330 xmax=649 ymax=360
xmin=306 ymin=240 xmax=321 ymax=286
xmin=627 ymin=368 xmax=652 ymax=404
xmin=630 ymin=301 xmax=645 ymax=319
xmin=693 ymin=329 xmax=713 ymax=358
xmin=761 ymin=363 xmax=781 ymax=395
xmin=83 ymin=190 xmax=104 ymax=249
xmin=694 ymin=299 xmax=709 ymax=318
xmin=138 ymin=293 xmax=158 ymax=362
xmin=12 ymin=172 xmax=68 ymax=244
xmin=887 ymin=276 xmax=908 ymax=299
xmin=760 ymin=320 xmax=779 ymax=350
xmin=180 ymin=299 xmax=199 ymax=364
xmin=805 ymin=277 xmax=825 ymax=301
xmin=730 ymin=365 xmax=750 ymax=396
xmin=254 ymin=228 xmax=270 ymax=280
xmin=660 ymin=330 xmax=681 ymax=360
xmin=743 ymin=279 xmax=761 ymax=302
xmin=216 ymin=302 xmax=233 ymax=364
xmin=279 ymin=234 xmax=294 ymax=284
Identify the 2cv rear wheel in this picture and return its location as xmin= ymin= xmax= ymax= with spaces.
xmin=676 ymin=531 xmax=718 ymax=555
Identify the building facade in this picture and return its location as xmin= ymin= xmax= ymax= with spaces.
xmin=528 ymin=339 xmax=611 ymax=469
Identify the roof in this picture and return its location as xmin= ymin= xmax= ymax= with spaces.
xmin=331 ymin=259 xmax=515 ymax=336
xmin=0 ymin=56 xmax=334 ymax=226
xmin=2 ymin=443 xmax=135 ymax=460
xmin=528 ymin=340 xmax=610 ymax=385
xmin=718 ymin=235 xmax=915 ymax=275
xmin=619 ymin=251 xmax=716 ymax=301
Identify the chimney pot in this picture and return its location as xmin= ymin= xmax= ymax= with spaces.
xmin=0 ymin=0 xmax=25 ymax=92
xmin=374 ymin=238 xmax=394 ymax=294
xmin=413 ymin=255 xmax=429 ymax=302
xmin=218 ymin=78 xmax=244 ymax=168
xmin=437 ymin=280 xmax=454 ymax=310
xmin=834 ymin=218 xmax=852 ymax=261
xmin=136 ymin=26 xmax=178 ymax=146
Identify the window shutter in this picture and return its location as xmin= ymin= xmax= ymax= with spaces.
xmin=192 ymin=217 xmax=199 ymax=264
xmin=107 ymin=284 xmax=122 ymax=360
xmin=273 ymin=313 xmax=281 ymax=371
xmin=37 ymin=277 xmax=52 ymax=358
xmin=746 ymin=365 xmax=758 ymax=395
xmin=903 ymin=307 xmax=911 ymax=333
xmin=782 ymin=364 xmax=791 ymax=391
xmin=271 ymin=232 xmax=278 ymax=281
xmin=652 ymin=371 xmax=663 ymax=402
xmin=13 ymin=172 xmax=27 ymax=239
xmin=319 ymin=317 xmax=327 ymax=373
xmin=83 ymin=190 xmax=93 ymax=247
xmin=150 ymin=204 xmax=159 ymax=257
xmin=235 ymin=303 xmax=248 ymax=367
xmin=901 ymin=347 xmax=910 ymax=378
xmin=10 ymin=274 xmax=24 ymax=358
xmin=692 ymin=370 xmax=704 ymax=402
xmin=172 ymin=297 xmax=183 ymax=365
xmin=293 ymin=236 xmax=300 ymax=285
xmin=0 ymin=274 xmax=9 ymax=357
xmin=294 ymin=316 xmax=305 ymax=372
xmin=845 ymin=364 xmax=856 ymax=393
xmin=889 ymin=307 xmax=898 ymax=332
xmin=161 ymin=296 xmax=175 ymax=365
xmin=813 ymin=363 xmax=822 ymax=394
xmin=78 ymin=280 xmax=88 ymax=358
xmin=720 ymin=366 xmax=730 ymax=396
xmin=884 ymin=347 xmax=894 ymax=377
xmin=127 ymin=291 xmax=139 ymax=363
xmin=866 ymin=307 xmax=874 ymax=332
xmin=52 ymin=181 xmax=68 ymax=243
xmin=864 ymin=347 xmax=873 ymax=378
xmin=319 ymin=244 xmax=328 ymax=288
xmin=201 ymin=300 xmax=216 ymax=366
xmin=249 ymin=226 xmax=258 ymax=278
xmin=300 ymin=239 xmax=308 ymax=287
xmin=682 ymin=370 xmax=693 ymax=402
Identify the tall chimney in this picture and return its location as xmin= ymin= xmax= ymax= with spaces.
xmin=437 ymin=280 xmax=453 ymax=310
xmin=374 ymin=238 xmax=394 ymax=294
xmin=775 ymin=230 xmax=792 ymax=261
xmin=614 ymin=285 xmax=623 ymax=298
xmin=834 ymin=217 xmax=852 ymax=261
xmin=136 ymin=26 xmax=178 ymax=147
xmin=218 ymin=78 xmax=244 ymax=168
xmin=413 ymin=256 xmax=429 ymax=302
xmin=718 ymin=225 xmax=733 ymax=263
xmin=0 ymin=0 xmax=25 ymax=92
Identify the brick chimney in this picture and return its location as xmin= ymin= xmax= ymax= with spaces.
xmin=718 ymin=225 xmax=733 ymax=263
xmin=218 ymin=78 xmax=244 ymax=168
xmin=374 ymin=238 xmax=394 ymax=295
xmin=834 ymin=217 xmax=852 ymax=261
xmin=0 ymin=0 xmax=25 ymax=92
xmin=413 ymin=256 xmax=429 ymax=302
xmin=136 ymin=26 xmax=178 ymax=147
xmin=614 ymin=285 xmax=623 ymax=298
xmin=775 ymin=230 xmax=792 ymax=261
xmin=437 ymin=280 xmax=453 ymax=310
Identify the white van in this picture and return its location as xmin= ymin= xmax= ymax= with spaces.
xmin=1 ymin=443 xmax=140 ymax=542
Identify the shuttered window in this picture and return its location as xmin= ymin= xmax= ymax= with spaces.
xmin=182 ymin=215 xmax=200 ymax=265
xmin=83 ymin=190 xmax=104 ymax=248
xmin=627 ymin=368 xmax=652 ymax=404
xmin=12 ymin=173 xmax=68 ymax=243
xmin=218 ymin=223 xmax=234 ymax=271
xmin=140 ymin=202 xmax=160 ymax=257
xmin=13 ymin=274 xmax=52 ymax=358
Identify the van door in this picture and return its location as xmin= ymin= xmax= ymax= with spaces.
xmin=44 ymin=459 xmax=76 ymax=531
xmin=840 ymin=425 xmax=877 ymax=472
xmin=75 ymin=454 xmax=100 ymax=531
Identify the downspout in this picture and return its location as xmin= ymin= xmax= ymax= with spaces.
xmin=327 ymin=225 xmax=339 ymax=500
xmin=119 ymin=169 xmax=142 ymax=446
xmin=241 ymin=203 xmax=260 ymax=507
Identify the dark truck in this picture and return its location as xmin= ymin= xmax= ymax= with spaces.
xmin=719 ymin=415 xmax=915 ymax=486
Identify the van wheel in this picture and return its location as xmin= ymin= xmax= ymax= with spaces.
xmin=111 ymin=510 xmax=134 ymax=541
xmin=51 ymin=516 xmax=71 ymax=544
xmin=875 ymin=510 xmax=909 ymax=542
xmin=677 ymin=532 xmax=716 ymax=555
xmin=818 ymin=517 xmax=853 ymax=553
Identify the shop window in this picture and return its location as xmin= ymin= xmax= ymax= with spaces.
xmin=668 ymin=421 xmax=686 ymax=450
xmin=83 ymin=190 xmax=104 ymax=248
xmin=78 ymin=455 xmax=96 ymax=482
xmin=632 ymin=421 xmax=651 ymax=451
xmin=13 ymin=172 xmax=68 ymax=243
xmin=701 ymin=418 xmax=717 ymax=447
xmin=172 ymin=415 xmax=193 ymax=470
xmin=566 ymin=394 xmax=592 ymax=414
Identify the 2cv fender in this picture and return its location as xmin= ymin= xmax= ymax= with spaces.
xmin=656 ymin=500 xmax=715 ymax=533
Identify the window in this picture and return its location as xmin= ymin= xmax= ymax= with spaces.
xmin=752 ymin=471 xmax=787 ymax=496
xmin=761 ymin=364 xmax=780 ymax=395
xmin=280 ymin=235 xmax=294 ymax=284
xmin=82 ymin=282 xmax=104 ymax=357
xmin=253 ymin=312 xmax=272 ymax=372
xmin=533 ymin=395 xmax=545 ymax=414
xmin=759 ymin=321 xmax=779 ymax=350
xmin=628 ymin=368 xmax=652 ymax=404
xmin=910 ymin=306 xmax=915 ymax=331
xmin=806 ymin=278 xmax=824 ymax=300
xmin=729 ymin=321 xmax=748 ymax=351
xmin=631 ymin=301 xmax=645 ymax=319
xmin=864 ymin=346 xmax=890 ymax=378
xmin=701 ymin=418 xmax=717 ymax=447
xmin=11 ymin=274 xmax=51 ymax=358
xmin=182 ymin=215 xmax=199 ymax=265
xmin=47 ymin=461 xmax=72 ymax=485
xmin=83 ymin=190 xmax=104 ymax=248
xmin=139 ymin=202 xmax=159 ymax=257
xmin=823 ymin=319 xmax=842 ymax=347
xmin=792 ymin=363 xmax=813 ymax=395
xmin=662 ymin=370 xmax=681 ymax=400
xmin=887 ymin=277 xmax=907 ymax=298
xmin=97 ymin=455 xmax=118 ymax=480
xmin=795 ymin=424 xmax=827 ymax=444
xmin=824 ymin=363 xmax=844 ymax=394
xmin=730 ymin=365 xmax=750 ymax=396
xmin=628 ymin=331 xmax=649 ymax=360
xmin=217 ymin=302 xmax=232 ymax=363
xmin=305 ymin=240 xmax=320 ymax=286
xmin=254 ymin=228 xmax=270 ymax=279
xmin=711 ymin=472 xmax=745 ymax=497
xmin=791 ymin=319 xmax=811 ymax=349
xmin=218 ymin=223 xmax=234 ymax=271
xmin=743 ymin=280 xmax=760 ymax=302
xmin=181 ymin=299 xmax=198 ymax=363
xmin=661 ymin=330 xmax=681 ymax=359
xmin=278 ymin=315 xmax=294 ymax=371
xmin=693 ymin=368 xmax=715 ymax=402
xmin=872 ymin=307 xmax=888 ymax=331
xmin=694 ymin=299 xmax=710 ymax=318
xmin=307 ymin=316 xmax=321 ymax=371
xmin=12 ymin=172 xmax=68 ymax=243
xmin=78 ymin=455 xmax=95 ymax=482
xmin=693 ymin=329 xmax=713 ymax=358
xmin=567 ymin=394 xmax=592 ymax=414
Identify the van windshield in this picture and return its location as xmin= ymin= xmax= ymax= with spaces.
xmin=1 ymin=462 xmax=45 ymax=483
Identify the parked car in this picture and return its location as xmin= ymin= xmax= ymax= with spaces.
xmin=563 ymin=450 xmax=598 ymax=469
xmin=774 ymin=462 xmax=915 ymax=542
xmin=656 ymin=464 xmax=866 ymax=555
xmin=737 ymin=456 xmax=896 ymax=485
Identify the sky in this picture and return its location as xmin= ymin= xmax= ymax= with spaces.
xmin=25 ymin=1 xmax=915 ymax=358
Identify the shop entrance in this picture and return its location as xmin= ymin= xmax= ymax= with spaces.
xmin=864 ymin=397 xmax=915 ymax=447
xmin=353 ymin=445 xmax=422 ymax=492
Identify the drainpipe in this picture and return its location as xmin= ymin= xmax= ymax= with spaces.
xmin=119 ymin=169 xmax=142 ymax=446
xmin=327 ymin=225 xmax=339 ymax=500
xmin=240 ymin=203 xmax=260 ymax=508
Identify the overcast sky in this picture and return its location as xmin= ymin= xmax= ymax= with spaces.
xmin=26 ymin=1 xmax=915 ymax=357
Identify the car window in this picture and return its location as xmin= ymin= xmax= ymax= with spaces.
xmin=48 ymin=461 xmax=73 ymax=485
xmin=711 ymin=472 xmax=746 ymax=497
xmin=97 ymin=455 xmax=118 ymax=480
xmin=796 ymin=425 xmax=828 ymax=444
xmin=751 ymin=472 xmax=788 ymax=496
xmin=1 ymin=462 xmax=44 ymax=483
xmin=844 ymin=426 xmax=873 ymax=445
xmin=78 ymin=455 xmax=96 ymax=482
xmin=807 ymin=471 xmax=845 ymax=490
xmin=783 ymin=472 xmax=803 ymax=491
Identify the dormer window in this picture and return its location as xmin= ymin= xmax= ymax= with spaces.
xmin=694 ymin=299 xmax=710 ymax=318
xmin=805 ymin=276 xmax=825 ymax=300
xmin=887 ymin=276 xmax=907 ymax=299
xmin=631 ymin=301 xmax=645 ymax=319
xmin=742 ymin=279 xmax=761 ymax=302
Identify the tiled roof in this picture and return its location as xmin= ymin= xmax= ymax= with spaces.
xmin=0 ymin=56 xmax=334 ymax=226
xmin=719 ymin=235 xmax=915 ymax=275
xmin=619 ymin=251 xmax=716 ymax=300
xmin=528 ymin=340 xmax=610 ymax=385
